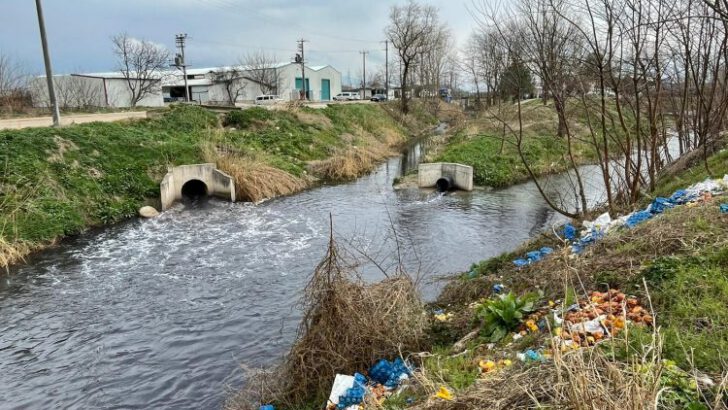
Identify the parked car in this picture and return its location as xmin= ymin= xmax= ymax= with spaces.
xmin=254 ymin=95 xmax=284 ymax=105
xmin=333 ymin=92 xmax=361 ymax=101
xmin=370 ymin=94 xmax=387 ymax=102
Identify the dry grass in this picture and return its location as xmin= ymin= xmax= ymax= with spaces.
xmin=308 ymin=145 xmax=393 ymax=180
xmin=201 ymin=142 xmax=310 ymax=203
xmin=226 ymin=226 xmax=428 ymax=409
xmin=216 ymin=155 xmax=309 ymax=203
xmin=411 ymin=349 xmax=664 ymax=410
xmin=294 ymin=110 xmax=333 ymax=129
xmin=414 ymin=290 xmax=727 ymax=410
xmin=0 ymin=236 xmax=32 ymax=271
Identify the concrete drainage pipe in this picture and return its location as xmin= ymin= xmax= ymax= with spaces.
xmin=436 ymin=176 xmax=453 ymax=192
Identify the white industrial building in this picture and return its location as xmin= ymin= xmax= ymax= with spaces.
xmin=162 ymin=62 xmax=342 ymax=104
xmin=29 ymin=72 xmax=164 ymax=108
xmin=30 ymin=62 xmax=342 ymax=108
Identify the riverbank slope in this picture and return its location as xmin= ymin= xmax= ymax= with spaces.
xmin=432 ymin=98 xmax=627 ymax=188
xmin=404 ymin=149 xmax=728 ymax=409
xmin=0 ymin=103 xmax=434 ymax=269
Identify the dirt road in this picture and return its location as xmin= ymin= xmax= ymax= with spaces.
xmin=0 ymin=111 xmax=148 ymax=130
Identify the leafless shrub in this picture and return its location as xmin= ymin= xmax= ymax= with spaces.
xmin=226 ymin=222 xmax=428 ymax=409
xmin=111 ymin=33 xmax=169 ymax=107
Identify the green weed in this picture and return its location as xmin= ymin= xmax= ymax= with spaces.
xmin=474 ymin=291 xmax=540 ymax=342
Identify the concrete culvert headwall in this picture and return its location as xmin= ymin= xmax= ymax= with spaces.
xmin=418 ymin=163 xmax=474 ymax=191
xmin=160 ymin=163 xmax=236 ymax=210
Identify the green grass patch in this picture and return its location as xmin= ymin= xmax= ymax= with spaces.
xmin=422 ymin=346 xmax=480 ymax=390
xmin=434 ymin=132 xmax=595 ymax=187
xmin=638 ymin=250 xmax=728 ymax=372
xmin=653 ymin=149 xmax=728 ymax=198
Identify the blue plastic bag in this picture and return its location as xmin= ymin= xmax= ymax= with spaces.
xmin=513 ymin=258 xmax=529 ymax=267
xmin=625 ymin=210 xmax=652 ymax=228
xmin=650 ymin=197 xmax=674 ymax=214
xmin=562 ymin=223 xmax=577 ymax=241
xmin=337 ymin=373 xmax=367 ymax=409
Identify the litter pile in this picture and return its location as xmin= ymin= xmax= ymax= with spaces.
xmin=565 ymin=175 xmax=728 ymax=254
xmin=326 ymin=358 xmax=412 ymax=410
xmin=512 ymin=247 xmax=554 ymax=267
xmin=554 ymin=289 xmax=652 ymax=350
xmin=481 ymin=290 xmax=652 ymax=359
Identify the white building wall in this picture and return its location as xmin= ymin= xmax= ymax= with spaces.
xmin=273 ymin=64 xmax=343 ymax=102
xmin=104 ymin=78 xmax=164 ymax=107
xmin=312 ymin=66 xmax=342 ymax=101
xmin=277 ymin=64 xmax=303 ymax=101
xmin=29 ymin=75 xmax=106 ymax=108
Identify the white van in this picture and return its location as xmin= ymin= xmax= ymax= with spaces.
xmin=254 ymin=95 xmax=284 ymax=105
xmin=333 ymin=92 xmax=361 ymax=101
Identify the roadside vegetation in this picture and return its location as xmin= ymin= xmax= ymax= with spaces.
xmin=0 ymin=103 xmax=432 ymax=270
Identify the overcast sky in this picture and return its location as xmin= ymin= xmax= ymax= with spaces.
xmin=1 ymin=0 xmax=475 ymax=84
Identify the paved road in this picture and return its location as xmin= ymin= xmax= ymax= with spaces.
xmin=0 ymin=111 xmax=148 ymax=130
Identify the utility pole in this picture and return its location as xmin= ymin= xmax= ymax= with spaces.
xmin=360 ymin=50 xmax=368 ymax=100
xmin=382 ymin=40 xmax=389 ymax=100
xmin=296 ymin=39 xmax=308 ymax=100
xmin=34 ymin=0 xmax=60 ymax=126
xmin=175 ymin=34 xmax=190 ymax=102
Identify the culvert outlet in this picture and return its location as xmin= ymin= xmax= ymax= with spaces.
xmin=181 ymin=179 xmax=208 ymax=200
xmin=436 ymin=176 xmax=453 ymax=192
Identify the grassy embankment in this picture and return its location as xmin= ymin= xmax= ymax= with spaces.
xmin=433 ymin=98 xmax=631 ymax=188
xmin=403 ymin=148 xmax=728 ymax=409
xmin=0 ymin=103 xmax=430 ymax=269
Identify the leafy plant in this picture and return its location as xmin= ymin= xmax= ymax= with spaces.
xmin=474 ymin=291 xmax=540 ymax=342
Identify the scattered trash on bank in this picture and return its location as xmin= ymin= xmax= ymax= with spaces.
xmin=325 ymin=358 xmax=413 ymax=410
xmin=512 ymin=247 xmax=553 ymax=267
xmin=433 ymin=385 xmax=453 ymax=401
xmin=555 ymin=289 xmax=651 ymax=350
xmin=433 ymin=308 xmax=453 ymax=322
xmin=566 ymin=175 xmax=728 ymax=254
xmin=517 ymin=349 xmax=546 ymax=363
xmin=479 ymin=358 xmax=512 ymax=373
xmin=721 ymin=203 xmax=728 ymax=214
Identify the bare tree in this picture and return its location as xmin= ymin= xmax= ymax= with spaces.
xmin=213 ymin=66 xmax=248 ymax=105
xmin=386 ymin=0 xmax=441 ymax=114
xmin=56 ymin=76 xmax=104 ymax=109
xmin=418 ymin=23 xmax=453 ymax=97
xmin=0 ymin=53 xmax=32 ymax=113
xmin=241 ymin=51 xmax=281 ymax=95
xmin=111 ymin=33 xmax=169 ymax=107
xmin=0 ymin=53 xmax=26 ymax=97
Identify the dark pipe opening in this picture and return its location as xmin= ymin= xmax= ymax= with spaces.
xmin=436 ymin=177 xmax=453 ymax=192
xmin=181 ymin=179 xmax=208 ymax=200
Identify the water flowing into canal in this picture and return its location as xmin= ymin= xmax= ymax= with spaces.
xmin=0 ymin=137 xmax=611 ymax=409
